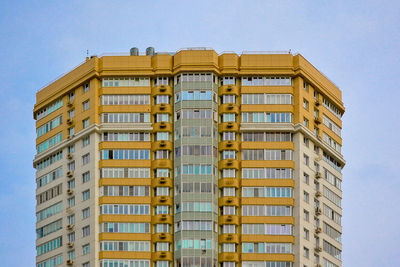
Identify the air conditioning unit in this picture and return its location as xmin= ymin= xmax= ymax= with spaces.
xmin=227 ymin=159 xmax=233 ymax=166
xmin=227 ymin=86 xmax=233 ymax=91
xmin=226 ymin=234 xmax=233 ymax=240
xmin=159 ymin=177 xmax=166 ymax=184
xmin=67 ymin=171 xmax=73 ymax=177
xmin=67 ymin=153 xmax=73 ymax=160
xmin=67 ymin=259 xmax=73 ymax=265
xmin=159 ymin=141 xmax=166 ymax=147
xmin=160 ymin=122 xmax=166 ymax=128
xmin=160 ymin=252 xmax=167 ymax=258
xmin=227 ymin=122 xmax=234 ymax=128
xmin=315 ymin=99 xmax=321 ymax=106
xmin=67 ymin=242 xmax=74 ymax=248
xmin=315 ymin=246 xmax=322 ymax=252
xmin=227 ymin=103 xmax=234 ymax=110
xmin=67 ymin=224 xmax=74 ymax=230
xmin=160 ymin=85 xmax=166 ymax=92
xmin=226 ymin=216 xmax=233 ymax=222
xmin=67 ymin=189 xmax=74 ymax=195
xmin=67 ymin=101 xmax=73 ymax=107
xmin=159 ymin=233 xmax=167 ymax=239
xmin=315 ymin=208 xmax=322 ymax=215
xmin=315 ymin=191 xmax=322 ymax=197
xmin=226 ymin=141 xmax=233 ymax=147
xmin=160 ymin=214 xmax=167 ymax=221
xmin=315 ymin=227 xmax=322 ymax=234
xmin=67 ymin=118 xmax=73 ymax=125
xmin=159 ymin=103 xmax=166 ymax=110
xmin=315 ymin=172 xmax=322 ymax=179
xmin=226 ymin=197 xmax=233 ymax=204
xmin=314 ymin=118 xmax=321 ymax=124
xmin=160 ymin=196 xmax=167 ymax=203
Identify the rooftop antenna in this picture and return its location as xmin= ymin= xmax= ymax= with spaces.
xmin=86 ymin=50 xmax=89 ymax=61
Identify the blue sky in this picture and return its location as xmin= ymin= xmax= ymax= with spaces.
xmin=0 ymin=0 xmax=399 ymax=266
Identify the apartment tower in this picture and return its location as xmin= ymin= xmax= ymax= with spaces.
xmin=34 ymin=48 xmax=345 ymax=267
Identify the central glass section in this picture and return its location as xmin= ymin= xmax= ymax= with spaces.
xmin=173 ymin=73 xmax=219 ymax=267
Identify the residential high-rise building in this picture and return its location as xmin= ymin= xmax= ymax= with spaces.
xmin=33 ymin=48 xmax=345 ymax=267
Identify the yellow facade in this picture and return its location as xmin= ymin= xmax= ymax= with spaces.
xmin=34 ymin=48 xmax=344 ymax=267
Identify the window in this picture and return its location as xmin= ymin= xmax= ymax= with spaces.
xmin=68 ymin=127 xmax=75 ymax=136
xmin=69 ymin=109 xmax=75 ymax=118
xmin=83 ymin=100 xmax=90 ymax=111
xmin=68 ymin=232 xmax=75 ymax=242
xmin=303 ymin=99 xmax=309 ymax=110
xmin=69 ymin=91 xmax=75 ymax=101
xmin=304 ymin=228 xmax=309 ymax=240
xmin=68 ymin=197 xmax=75 ymax=207
xmin=68 ymin=250 xmax=75 ymax=260
xmin=67 ymin=179 xmax=75 ymax=189
xmin=82 ymin=190 xmax=90 ymax=201
xmin=221 ymin=150 xmax=236 ymax=160
xmin=323 ymin=240 xmax=341 ymax=260
xmin=36 ymin=237 xmax=62 ymax=256
xmin=82 ymin=207 xmax=90 ymax=219
xmin=323 ymin=115 xmax=341 ymax=137
xmin=155 ymin=132 xmax=170 ymax=141
xmin=82 ymin=225 xmax=90 ymax=237
xmin=36 ymin=98 xmax=63 ymax=120
xmin=100 ymin=186 xmax=150 ymax=197
xmin=304 ymin=172 xmax=309 ymax=185
xmin=304 ymin=137 xmax=309 ymax=147
xmin=221 ymin=225 xmax=237 ymax=234
xmin=304 ymin=247 xmax=309 ymax=259
xmin=100 ymin=222 xmax=150 ymax=233
xmin=103 ymin=132 xmax=150 ymax=141
xmin=303 ymin=81 xmax=308 ymax=91
xmin=101 ymin=113 xmax=150 ymax=123
xmin=82 ymin=136 xmax=90 ymax=147
xmin=156 ymin=187 xmax=169 ymax=196
xmin=153 ymin=224 xmax=170 ymax=234
xmin=83 ymin=262 xmax=90 ymax=267
xmin=323 ymin=97 xmax=343 ymax=119
xmin=68 ymin=161 xmax=75 ymax=171
xmin=36 ymin=132 xmax=63 ymax=154
xmin=101 ymin=149 xmax=150 ymax=160
xmin=82 ymin=171 xmax=90 ymax=183
xmin=83 ymin=118 xmax=89 ymax=128
xmin=242 ymin=76 xmax=291 ymax=86
xmin=222 ymin=95 xmax=236 ymax=104
xmin=222 ymin=243 xmax=236 ymax=252
xmin=82 ymin=244 xmax=90 ymax=255
xmin=221 ymin=132 xmax=235 ymax=141
xmin=81 ymin=153 xmax=90 ymax=165
xmin=222 ymin=187 xmax=236 ymax=197
xmin=304 ymin=154 xmax=309 ymax=166
xmin=241 ymin=112 xmax=292 ymax=123
xmin=68 ymin=145 xmax=75 ymax=153
xmin=222 ymin=113 xmax=236 ymax=122
xmin=304 ymin=210 xmax=309 ymax=222
xmin=303 ymin=117 xmax=309 ymax=127
xmin=222 ymin=169 xmax=236 ymax=178
xmin=102 ymin=77 xmax=150 ymax=87
xmin=304 ymin=191 xmax=309 ymax=203
xmin=36 ymin=202 xmax=63 ymax=222
xmin=155 ymin=95 xmax=169 ymax=104
xmin=36 ymin=219 xmax=62 ymax=239
xmin=83 ymin=82 xmax=90 ymax=93
xmin=324 ymin=168 xmax=342 ymax=190
xmin=36 ymin=115 xmax=63 ymax=137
